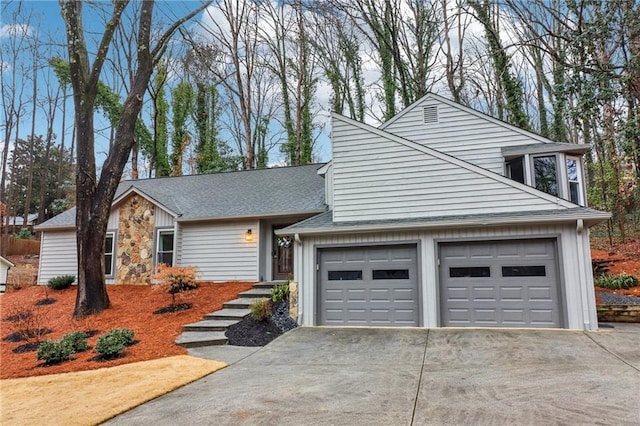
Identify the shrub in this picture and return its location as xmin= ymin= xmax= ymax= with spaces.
xmin=60 ymin=331 xmax=89 ymax=352
xmin=5 ymin=307 xmax=50 ymax=343
xmin=151 ymin=264 xmax=199 ymax=307
xmin=271 ymin=283 xmax=290 ymax=303
xmin=250 ymin=298 xmax=272 ymax=321
xmin=37 ymin=340 xmax=75 ymax=365
xmin=95 ymin=328 xmax=135 ymax=358
xmin=595 ymin=273 xmax=639 ymax=290
xmin=47 ymin=275 xmax=75 ymax=290
xmin=14 ymin=227 xmax=33 ymax=239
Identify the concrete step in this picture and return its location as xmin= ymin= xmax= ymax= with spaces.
xmin=223 ymin=297 xmax=260 ymax=309
xmin=175 ymin=331 xmax=228 ymax=348
xmin=253 ymin=281 xmax=285 ymax=289
xmin=238 ymin=288 xmax=272 ymax=299
xmin=204 ymin=308 xmax=251 ymax=321
xmin=182 ymin=319 xmax=240 ymax=332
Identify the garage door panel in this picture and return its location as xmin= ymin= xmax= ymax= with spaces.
xmin=319 ymin=245 xmax=419 ymax=326
xmin=440 ymin=239 xmax=561 ymax=328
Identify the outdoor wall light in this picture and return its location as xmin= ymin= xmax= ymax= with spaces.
xmin=245 ymin=229 xmax=253 ymax=242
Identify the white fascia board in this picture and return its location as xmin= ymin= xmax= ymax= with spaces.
xmin=112 ymin=186 xmax=179 ymax=218
xmin=278 ymin=211 xmax=612 ymax=236
xmin=317 ymin=161 xmax=332 ymax=175
xmin=175 ymin=209 xmax=327 ymax=224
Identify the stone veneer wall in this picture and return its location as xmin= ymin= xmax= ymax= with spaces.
xmin=116 ymin=194 xmax=155 ymax=284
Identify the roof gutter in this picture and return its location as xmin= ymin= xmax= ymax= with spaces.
xmin=175 ymin=209 xmax=328 ymax=224
xmin=276 ymin=211 xmax=611 ymax=236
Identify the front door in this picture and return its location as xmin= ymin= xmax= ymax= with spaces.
xmin=272 ymin=228 xmax=293 ymax=281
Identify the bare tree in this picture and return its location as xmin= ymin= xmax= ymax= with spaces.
xmin=0 ymin=3 xmax=32 ymax=254
xmin=60 ymin=0 xmax=211 ymax=317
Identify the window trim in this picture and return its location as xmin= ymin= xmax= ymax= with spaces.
xmin=155 ymin=228 xmax=175 ymax=267
xmin=104 ymin=231 xmax=116 ymax=278
xmin=531 ymin=154 xmax=560 ymax=197
xmin=565 ymin=155 xmax=585 ymax=206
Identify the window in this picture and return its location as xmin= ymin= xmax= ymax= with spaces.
xmin=104 ymin=233 xmax=115 ymax=276
xmin=506 ymin=157 xmax=525 ymax=184
xmin=157 ymin=230 xmax=174 ymax=266
xmin=328 ymin=270 xmax=362 ymax=281
xmin=566 ymin=156 xmax=584 ymax=205
xmin=533 ymin=155 xmax=558 ymax=196
xmin=449 ymin=267 xmax=491 ymax=278
xmin=502 ymin=266 xmax=546 ymax=277
xmin=372 ymin=269 xmax=410 ymax=280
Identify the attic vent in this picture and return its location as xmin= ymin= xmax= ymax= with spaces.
xmin=423 ymin=106 xmax=438 ymax=124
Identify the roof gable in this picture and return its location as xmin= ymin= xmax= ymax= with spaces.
xmin=377 ymin=93 xmax=591 ymax=175
xmin=381 ymin=92 xmax=556 ymax=144
xmin=330 ymin=113 xmax=576 ymax=223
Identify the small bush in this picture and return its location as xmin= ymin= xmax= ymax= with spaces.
xmin=271 ymin=283 xmax=290 ymax=303
xmin=95 ymin=328 xmax=135 ymax=358
xmin=37 ymin=340 xmax=75 ymax=365
xmin=60 ymin=331 xmax=89 ymax=352
xmin=151 ymin=264 xmax=199 ymax=307
xmin=595 ymin=273 xmax=639 ymax=290
xmin=250 ymin=298 xmax=272 ymax=321
xmin=47 ymin=275 xmax=75 ymax=290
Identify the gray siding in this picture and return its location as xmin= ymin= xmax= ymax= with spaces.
xmin=38 ymin=231 xmax=116 ymax=285
xmin=178 ymin=220 xmax=259 ymax=282
xmin=0 ymin=262 xmax=10 ymax=285
xmin=108 ymin=209 xmax=118 ymax=229
xmin=331 ymin=117 xmax=566 ymax=222
xmin=295 ymin=223 xmax=596 ymax=330
xmin=154 ymin=207 xmax=174 ymax=227
xmin=37 ymin=231 xmax=78 ymax=284
xmin=381 ymin=97 xmax=546 ymax=174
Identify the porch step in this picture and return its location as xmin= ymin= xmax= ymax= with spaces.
xmin=204 ymin=308 xmax=251 ymax=321
xmin=175 ymin=331 xmax=228 ymax=348
xmin=253 ymin=281 xmax=285 ymax=289
xmin=182 ymin=319 xmax=240 ymax=332
xmin=223 ymin=297 xmax=261 ymax=310
xmin=238 ymin=288 xmax=272 ymax=299
xmin=175 ymin=280 xmax=279 ymax=349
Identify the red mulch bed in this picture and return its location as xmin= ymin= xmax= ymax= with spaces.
xmin=0 ymin=282 xmax=253 ymax=379
xmin=591 ymin=238 xmax=640 ymax=301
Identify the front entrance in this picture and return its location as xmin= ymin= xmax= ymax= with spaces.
xmin=272 ymin=227 xmax=293 ymax=280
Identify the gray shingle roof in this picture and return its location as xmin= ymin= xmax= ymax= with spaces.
xmin=280 ymin=208 xmax=611 ymax=235
xmin=37 ymin=164 xmax=327 ymax=229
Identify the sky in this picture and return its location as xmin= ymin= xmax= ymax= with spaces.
xmin=1 ymin=0 xmax=336 ymax=178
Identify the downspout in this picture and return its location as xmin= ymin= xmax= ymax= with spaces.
xmin=294 ymin=233 xmax=303 ymax=325
xmin=575 ymin=219 xmax=593 ymax=330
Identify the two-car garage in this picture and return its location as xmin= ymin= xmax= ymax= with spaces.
xmin=317 ymin=239 xmax=562 ymax=328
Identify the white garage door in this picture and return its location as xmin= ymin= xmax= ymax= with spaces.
xmin=439 ymin=239 xmax=562 ymax=328
xmin=318 ymin=245 xmax=419 ymax=326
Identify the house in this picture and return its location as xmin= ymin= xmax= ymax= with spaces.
xmin=3 ymin=213 xmax=38 ymax=234
xmin=0 ymin=256 xmax=15 ymax=292
xmin=36 ymin=93 xmax=610 ymax=330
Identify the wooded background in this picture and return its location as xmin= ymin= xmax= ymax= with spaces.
xmin=1 ymin=0 xmax=638 ymax=247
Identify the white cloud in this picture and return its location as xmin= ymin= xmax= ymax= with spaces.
xmin=0 ymin=23 xmax=33 ymax=39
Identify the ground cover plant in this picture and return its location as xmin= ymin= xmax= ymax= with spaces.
xmin=0 ymin=281 xmax=253 ymax=379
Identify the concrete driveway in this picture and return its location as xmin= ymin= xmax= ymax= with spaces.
xmin=107 ymin=325 xmax=640 ymax=425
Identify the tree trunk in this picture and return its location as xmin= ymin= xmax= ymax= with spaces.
xmin=74 ymin=106 xmax=110 ymax=317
